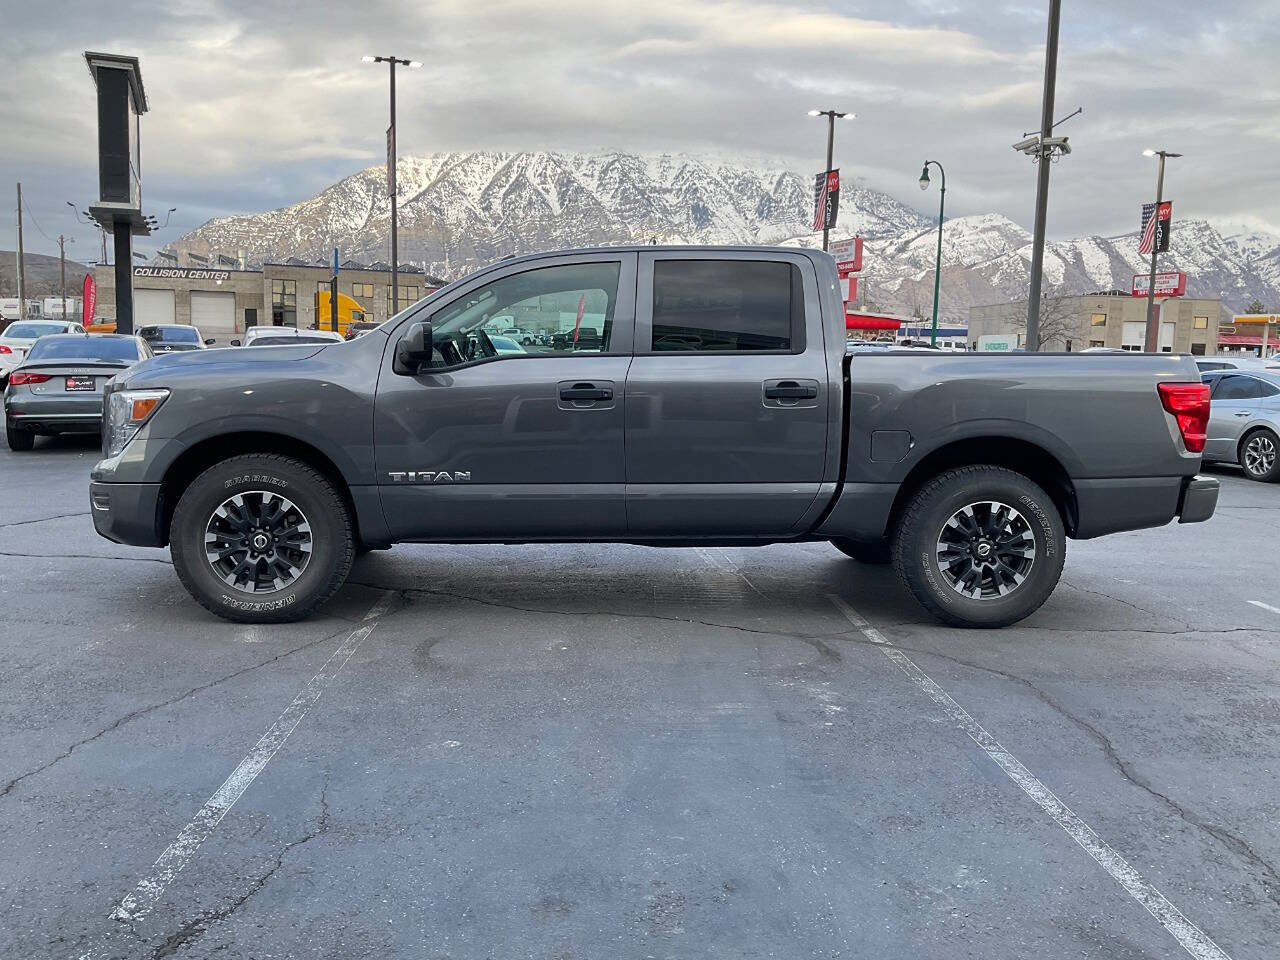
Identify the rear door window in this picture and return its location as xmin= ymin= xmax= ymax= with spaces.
xmin=1213 ymin=375 xmax=1274 ymax=400
xmin=650 ymin=260 xmax=802 ymax=353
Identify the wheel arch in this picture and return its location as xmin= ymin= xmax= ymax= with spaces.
xmin=886 ymin=436 xmax=1078 ymax=538
xmin=159 ymin=432 xmax=362 ymax=546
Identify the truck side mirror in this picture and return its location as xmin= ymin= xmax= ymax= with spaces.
xmin=229 ymin=338 xmax=242 ymax=347
xmin=394 ymin=321 xmax=432 ymax=375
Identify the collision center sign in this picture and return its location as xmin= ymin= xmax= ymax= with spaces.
xmin=134 ymin=266 xmax=232 ymax=282
xmin=1131 ymin=272 xmax=1187 ymax=298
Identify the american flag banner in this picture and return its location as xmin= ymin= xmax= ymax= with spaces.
xmin=812 ymin=169 xmax=840 ymax=232
xmin=1138 ymin=201 xmax=1172 ymax=255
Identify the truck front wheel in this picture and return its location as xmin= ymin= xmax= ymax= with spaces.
xmin=170 ymin=454 xmax=355 ymax=623
xmin=891 ymin=466 xmax=1065 ymax=628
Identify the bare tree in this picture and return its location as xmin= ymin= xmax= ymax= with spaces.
xmin=1013 ymin=287 xmax=1079 ymax=350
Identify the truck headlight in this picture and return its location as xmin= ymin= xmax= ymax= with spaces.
xmin=104 ymin=388 xmax=169 ymax=458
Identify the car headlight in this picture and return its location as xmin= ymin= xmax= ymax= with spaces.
xmin=104 ymin=388 xmax=169 ymax=458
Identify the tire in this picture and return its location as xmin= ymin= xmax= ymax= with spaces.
xmin=1239 ymin=428 xmax=1280 ymax=482
xmin=830 ymin=537 xmax=891 ymax=564
xmin=6 ymin=418 xmax=35 ymax=451
xmin=891 ymin=466 xmax=1066 ymax=628
xmin=170 ymin=454 xmax=355 ymax=623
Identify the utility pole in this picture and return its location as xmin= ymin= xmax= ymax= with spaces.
xmin=1141 ymin=150 xmax=1180 ymax=352
xmin=59 ymin=235 xmax=69 ymax=321
xmin=1025 ymin=0 xmax=1062 ymax=352
xmin=822 ymin=113 xmax=835 ymax=252
xmin=363 ymin=55 xmax=419 ymax=318
xmin=16 ymin=183 xmax=26 ymax=315
xmin=389 ymin=58 xmax=398 ymax=313
xmin=807 ymin=109 xmax=854 ymax=253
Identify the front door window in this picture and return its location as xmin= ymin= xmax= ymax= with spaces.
xmin=426 ymin=262 xmax=620 ymax=368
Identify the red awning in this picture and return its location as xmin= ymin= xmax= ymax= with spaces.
xmin=846 ymin=312 xmax=900 ymax=331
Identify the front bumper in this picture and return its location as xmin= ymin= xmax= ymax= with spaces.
xmin=1176 ymin=474 xmax=1219 ymax=524
xmin=90 ymin=481 xmax=166 ymax=547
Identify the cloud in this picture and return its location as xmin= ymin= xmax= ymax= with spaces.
xmin=2 ymin=0 xmax=1277 ymax=261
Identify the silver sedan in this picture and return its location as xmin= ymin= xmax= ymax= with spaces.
xmin=4 ymin=333 xmax=152 ymax=451
xmin=1199 ymin=369 xmax=1280 ymax=482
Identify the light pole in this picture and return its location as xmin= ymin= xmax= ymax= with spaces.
xmin=363 ymin=54 xmax=421 ymax=315
xmin=918 ymin=161 xmax=946 ymax=347
xmin=1141 ymin=149 xmax=1181 ymax=352
xmin=807 ymin=109 xmax=854 ymax=252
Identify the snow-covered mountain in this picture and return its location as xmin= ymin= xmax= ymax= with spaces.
xmin=170 ymin=151 xmax=1280 ymax=322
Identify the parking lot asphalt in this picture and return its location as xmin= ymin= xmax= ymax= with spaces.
xmin=1 ymin=435 xmax=1278 ymax=960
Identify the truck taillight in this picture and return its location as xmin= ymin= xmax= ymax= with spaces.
xmin=0 ymin=345 xmax=12 ymax=354
xmin=9 ymin=372 xmax=51 ymax=386
xmin=1157 ymin=382 xmax=1210 ymax=454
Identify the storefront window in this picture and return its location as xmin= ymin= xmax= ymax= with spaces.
xmin=351 ymin=282 xmax=374 ymax=300
xmin=387 ymin=284 xmax=420 ymax=314
xmin=271 ymin=279 xmax=296 ymax=327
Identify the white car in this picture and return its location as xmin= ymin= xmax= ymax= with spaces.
xmin=1 ymin=320 xmax=86 ymax=382
xmin=234 ymin=326 xmax=345 ymax=347
xmin=488 ymin=335 xmax=527 ymax=355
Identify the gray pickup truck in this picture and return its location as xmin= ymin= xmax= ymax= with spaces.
xmin=89 ymin=246 xmax=1218 ymax=627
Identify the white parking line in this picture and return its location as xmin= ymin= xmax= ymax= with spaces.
xmin=824 ymin=593 xmax=1230 ymax=960
xmin=79 ymin=591 xmax=394 ymax=957
xmin=1247 ymin=599 xmax=1280 ymax=616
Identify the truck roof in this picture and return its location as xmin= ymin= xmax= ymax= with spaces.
xmin=488 ymin=244 xmax=831 ymax=265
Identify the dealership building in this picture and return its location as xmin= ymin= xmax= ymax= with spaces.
xmin=968 ymin=291 xmax=1222 ymax=353
xmin=91 ymin=257 xmax=445 ymax=341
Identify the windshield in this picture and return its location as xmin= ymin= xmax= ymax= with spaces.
xmin=26 ymin=336 xmax=139 ymax=362
xmin=5 ymin=322 xmax=66 ymax=339
xmin=138 ymin=325 xmax=199 ymax=343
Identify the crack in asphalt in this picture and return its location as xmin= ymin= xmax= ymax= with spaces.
xmin=147 ymin=780 xmax=332 ymax=959
xmin=0 ymin=625 xmax=356 ymax=802
xmin=1061 ymin=577 xmax=1193 ymax=630
xmin=345 ymin=578 xmax=858 ymax=645
xmin=0 ymin=549 xmax=173 ymax=566
xmin=904 ymin=645 xmax=1280 ymax=910
xmin=0 ymin=511 xmax=92 ymax=529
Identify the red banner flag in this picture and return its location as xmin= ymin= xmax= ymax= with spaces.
xmin=82 ymin=273 xmax=97 ymax=324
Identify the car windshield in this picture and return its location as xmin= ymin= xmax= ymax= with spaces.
xmin=5 ymin=322 xmax=66 ymax=339
xmin=139 ymin=326 xmax=199 ymax=343
xmin=247 ymin=336 xmax=336 ymax=346
xmin=26 ymin=337 xmax=139 ymax=362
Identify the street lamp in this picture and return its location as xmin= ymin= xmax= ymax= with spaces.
xmin=918 ymin=161 xmax=946 ymax=347
xmin=364 ymin=54 xmax=421 ymax=314
xmin=808 ymin=109 xmax=854 ymax=252
xmin=1140 ymin=149 xmax=1182 ymax=352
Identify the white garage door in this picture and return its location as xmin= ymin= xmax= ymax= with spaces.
xmin=190 ymin=291 xmax=237 ymax=336
xmin=134 ymin=288 xmax=175 ymax=326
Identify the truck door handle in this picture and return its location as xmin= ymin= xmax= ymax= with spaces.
xmin=764 ymin=381 xmax=818 ymax=400
xmin=559 ymin=383 xmax=613 ymax=401
xmin=1234 ymin=411 xmax=1251 ymax=417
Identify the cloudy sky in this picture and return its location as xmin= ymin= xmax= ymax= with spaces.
xmin=4 ymin=0 xmax=1278 ymax=261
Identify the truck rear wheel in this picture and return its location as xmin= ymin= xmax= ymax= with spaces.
xmin=891 ymin=466 xmax=1065 ymax=628
xmin=170 ymin=454 xmax=355 ymax=623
